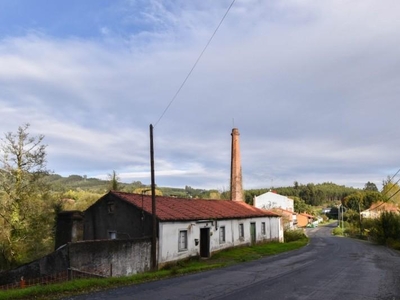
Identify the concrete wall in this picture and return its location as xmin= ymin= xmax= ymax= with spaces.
xmin=0 ymin=245 xmax=69 ymax=285
xmin=297 ymin=214 xmax=311 ymax=227
xmin=69 ymin=239 xmax=151 ymax=277
xmin=0 ymin=238 xmax=151 ymax=286
xmin=158 ymin=216 xmax=282 ymax=266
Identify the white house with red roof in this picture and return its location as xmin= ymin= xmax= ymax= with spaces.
xmin=360 ymin=202 xmax=400 ymax=219
xmin=254 ymin=191 xmax=296 ymax=229
xmin=83 ymin=191 xmax=283 ymax=267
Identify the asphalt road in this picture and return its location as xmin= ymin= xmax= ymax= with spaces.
xmin=65 ymin=223 xmax=400 ymax=300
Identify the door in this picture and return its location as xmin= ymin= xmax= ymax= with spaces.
xmin=200 ymin=228 xmax=210 ymax=258
xmin=250 ymin=222 xmax=256 ymax=245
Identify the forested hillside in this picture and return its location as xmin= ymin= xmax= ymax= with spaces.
xmin=44 ymin=174 xmax=221 ymax=199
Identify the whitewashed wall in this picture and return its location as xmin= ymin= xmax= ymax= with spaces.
xmin=254 ymin=192 xmax=294 ymax=211
xmin=158 ymin=216 xmax=282 ymax=265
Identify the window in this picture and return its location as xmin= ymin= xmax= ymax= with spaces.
xmin=107 ymin=202 xmax=115 ymax=214
xmin=108 ymin=231 xmax=117 ymax=240
xmin=261 ymin=222 xmax=266 ymax=235
xmin=219 ymin=226 xmax=226 ymax=244
xmin=178 ymin=230 xmax=188 ymax=251
xmin=239 ymin=224 xmax=244 ymax=238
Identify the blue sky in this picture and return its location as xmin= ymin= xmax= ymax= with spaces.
xmin=1 ymin=0 xmax=400 ymax=191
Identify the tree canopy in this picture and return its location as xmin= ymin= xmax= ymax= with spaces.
xmin=0 ymin=124 xmax=54 ymax=269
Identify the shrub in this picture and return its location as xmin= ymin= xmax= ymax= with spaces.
xmin=332 ymin=227 xmax=344 ymax=236
xmin=284 ymin=229 xmax=306 ymax=242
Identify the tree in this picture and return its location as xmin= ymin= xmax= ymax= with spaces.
xmin=364 ymin=181 xmax=378 ymax=192
xmin=108 ymin=170 xmax=120 ymax=191
xmin=0 ymin=124 xmax=53 ymax=268
xmin=342 ymin=192 xmax=364 ymax=211
xmin=382 ymin=177 xmax=400 ymax=204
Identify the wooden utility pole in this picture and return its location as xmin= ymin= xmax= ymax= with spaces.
xmin=149 ymin=124 xmax=157 ymax=270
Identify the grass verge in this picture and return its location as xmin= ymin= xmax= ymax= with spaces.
xmin=0 ymin=238 xmax=308 ymax=300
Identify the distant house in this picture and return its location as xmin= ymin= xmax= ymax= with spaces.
xmin=297 ymin=213 xmax=315 ymax=228
xmin=322 ymin=208 xmax=331 ymax=214
xmin=82 ymin=191 xmax=283 ymax=267
xmin=273 ymin=208 xmax=297 ymax=230
xmin=360 ymin=202 xmax=400 ymax=219
xmin=254 ymin=191 xmax=295 ymax=229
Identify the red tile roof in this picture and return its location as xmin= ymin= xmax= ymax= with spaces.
xmin=299 ymin=213 xmax=315 ymax=219
xmin=367 ymin=201 xmax=399 ymax=212
xmin=273 ymin=208 xmax=296 ymax=215
xmin=111 ymin=191 xmax=279 ymax=221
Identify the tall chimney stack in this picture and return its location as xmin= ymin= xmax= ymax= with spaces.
xmin=230 ymin=128 xmax=243 ymax=202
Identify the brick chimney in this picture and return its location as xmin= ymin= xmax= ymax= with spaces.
xmin=230 ymin=128 xmax=243 ymax=201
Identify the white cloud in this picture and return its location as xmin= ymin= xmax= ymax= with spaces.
xmin=1 ymin=1 xmax=400 ymax=190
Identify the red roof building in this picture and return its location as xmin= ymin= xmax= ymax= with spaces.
xmin=82 ymin=191 xmax=283 ymax=267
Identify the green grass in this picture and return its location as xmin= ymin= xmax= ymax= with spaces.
xmin=0 ymin=238 xmax=308 ymax=300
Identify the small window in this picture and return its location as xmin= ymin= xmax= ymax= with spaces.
xmin=239 ymin=224 xmax=244 ymax=238
xmin=261 ymin=222 xmax=266 ymax=235
xmin=107 ymin=202 xmax=115 ymax=214
xmin=219 ymin=226 xmax=226 ymax=244
xmin=178 ymin=230 xmax=188 ymax=251
xmin=109 ymin=231 xmax=117 ymax=240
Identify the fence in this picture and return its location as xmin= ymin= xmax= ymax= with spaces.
xmin=0 ymin=268 xmax=106 ymax=291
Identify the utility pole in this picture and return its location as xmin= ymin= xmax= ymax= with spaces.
xmin=358 ymin=201 xmax=362 ymax=236
xmin=341 ymin=205 xmax=344 ymax=233
xmin=149 ymin=124 xmax=157 ymax=270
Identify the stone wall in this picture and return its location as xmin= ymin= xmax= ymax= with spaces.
xmin=69 ymin=238 xmax=151 ymax=277
xmin=0 ymin=238 xmax=151 ymax=286
xmin=0 ymin=245 xmax=69 ymax=285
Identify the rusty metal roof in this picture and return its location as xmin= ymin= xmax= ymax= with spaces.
xmin=110 ymin=191 xmax=279 ymax=221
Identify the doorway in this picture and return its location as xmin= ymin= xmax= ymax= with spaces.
xmin=200 ymin=228 xmax=210 ymax=258
xmin=250 ymin=222 xmax=256 ymax=245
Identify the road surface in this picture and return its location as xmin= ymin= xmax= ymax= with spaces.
xmin=65 ymin=223 xmax=400 ymax=299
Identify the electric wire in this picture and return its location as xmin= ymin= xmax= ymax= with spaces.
xmin=382 ymin=168 xmax=400 ymax=197
xmin=387 ymin=188 xmax=400 ymax=202
xmin=153 ymin=0 xmax=236 ymax=128
xmin=388 ymin=168 xmax=400 ymax=183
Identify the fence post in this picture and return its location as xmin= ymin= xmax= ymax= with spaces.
xmin=110 ymin=263 xmax=113 ymax=277
xmin=68 ymin=269 xmax=72 ymax=281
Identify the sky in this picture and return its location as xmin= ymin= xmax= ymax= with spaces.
xmin=0 ymin=0 xmax=399 ymax=191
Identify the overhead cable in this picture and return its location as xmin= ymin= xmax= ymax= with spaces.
xmin=154 ymin=0 xmax=236 ymax=127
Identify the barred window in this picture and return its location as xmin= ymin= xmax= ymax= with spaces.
xmin=239 ymin=224 xmax=244 ymax=238
xmin=261 ymin=222 xmax=266 ymax=235
xmin=219 ymin=226 xmax=226 ymax=244
xmin=179 ymin=230 xmax=188 ymax=251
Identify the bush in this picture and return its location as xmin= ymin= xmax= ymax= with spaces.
xmin=386 ymin=238 xmax=400 ymax=250
xmin=284 ymin=229 xmax=306 ymax=242
xmin=332 ymin=227 xmax=344 ymax=236
xmin=361 ymin=212 xmax=400 ymax=247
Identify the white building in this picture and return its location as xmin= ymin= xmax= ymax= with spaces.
xmin=83 ymin=191 xmax=283 ymax=268
xmin=254 ymin=191 xmax=294 ymax=211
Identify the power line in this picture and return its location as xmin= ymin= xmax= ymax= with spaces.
xmin=387 ymin=187 xmax=400 ymax=202
xmin=154 ymin=0 xmax=236 ymax=127
xmin=387 ymin=168 xmax=400 ymax=183
xmin=382 ymin=168 xmax=400 ymax=197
